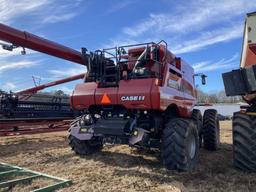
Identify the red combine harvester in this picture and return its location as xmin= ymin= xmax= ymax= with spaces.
xmin=223 ymin=12 xmax=256 ymax=172
xmin=0 ymin=23 xmax=219 ymax=171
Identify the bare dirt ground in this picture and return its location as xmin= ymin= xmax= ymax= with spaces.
xmin=1 ymin=121 xmax=256 ymax=192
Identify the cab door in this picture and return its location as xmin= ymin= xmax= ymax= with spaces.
xmin=159 ymin=64 xmax=185 ymax=111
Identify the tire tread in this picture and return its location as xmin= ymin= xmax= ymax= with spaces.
xmin=233 ymin=112 xmax=256 ymax=172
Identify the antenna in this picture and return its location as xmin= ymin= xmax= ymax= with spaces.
xmin=32 ymin=76 xmax=41 ymax=87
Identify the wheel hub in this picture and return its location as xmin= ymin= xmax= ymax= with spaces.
xmin=188 ymin=134 xmax=196 ymax=159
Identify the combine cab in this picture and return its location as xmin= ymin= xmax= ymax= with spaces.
xmin=0 ymin=24 xmax=220 ymax=171
xmin=222 ymin=12 xmax=256 ymax=171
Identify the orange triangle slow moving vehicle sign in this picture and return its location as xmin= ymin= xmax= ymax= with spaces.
xmin=101 ymin=93 xmax=111 ymax=104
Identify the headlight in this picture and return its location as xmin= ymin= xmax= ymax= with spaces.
xmin=80 ymin=119 xmax=85 ymax=125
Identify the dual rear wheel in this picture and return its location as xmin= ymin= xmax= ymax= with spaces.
xmin=161 ymin=109 xmax=220 ymax=171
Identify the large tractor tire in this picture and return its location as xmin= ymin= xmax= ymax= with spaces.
xmin=192 ymin=109 xmax=203 ymax=147
xmin=203 ymin=109 xmax=220 ymax=150
xmin=69 ymin=135 xmax=103 ymax=155
xmin=233 ymin=112 xmax=256 ymax=172
xmin=161 ymin=118 xmax=199 ymax=171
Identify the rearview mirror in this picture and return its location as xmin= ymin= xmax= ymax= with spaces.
xmin=201 ymin=74 xmax=207 ymax=85
xmin=194 ymin=73 xmax=207 ymax=85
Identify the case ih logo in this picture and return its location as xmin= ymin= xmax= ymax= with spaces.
xmin=121 ymin=96 xmax=145 ymax=101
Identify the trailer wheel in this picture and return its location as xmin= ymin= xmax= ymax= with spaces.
xmin=192 ymin=109 xmax=203 ymax=147
xmin=233 ymin=112 xmax=256 ymax=172
xmin=161 ymin=118 xmax=199 ymax=171
xmin=203 ymin=109 xmax=220 ymax=150
xmin=69 ymin=135 xmax=103 ymax=155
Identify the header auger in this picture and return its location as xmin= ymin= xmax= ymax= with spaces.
xmin=0 ymin=23 xmax=219 ymax=171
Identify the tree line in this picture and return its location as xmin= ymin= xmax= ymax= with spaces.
xmin=0 ymin=88 xmax=243 ymax=104
xmin=197 ymin=89 xmax=243 ymax=104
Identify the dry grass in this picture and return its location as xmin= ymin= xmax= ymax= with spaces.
xmin=0 ymin=121 xmax=256 ymax=192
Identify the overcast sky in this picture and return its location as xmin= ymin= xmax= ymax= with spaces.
xmin=0 ymin=0 xmax=256 ymax=94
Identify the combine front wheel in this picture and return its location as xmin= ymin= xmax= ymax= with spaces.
xmin=161 ymin=118 xmax=199 ymax=171
xmin=233 ymin=112 xmax=256 ymax=172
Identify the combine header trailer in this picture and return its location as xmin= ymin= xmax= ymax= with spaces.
xmin=223 ymin=12 xmax=256 ymax=172
xmin=0 ymin=23 xmax=220 ymax=171
xmin=0 ymin=74 xmax=84 ymax=136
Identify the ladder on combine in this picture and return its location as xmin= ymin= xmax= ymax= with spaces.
xmin=0 ymin=162 xmax=71 ymax=191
